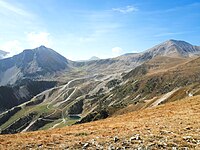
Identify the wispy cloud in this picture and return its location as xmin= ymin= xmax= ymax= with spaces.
xmin=0 ymin=40 xmax=22 ymax=57
xmin=112 ymin=6 xmax=138 ymax=14
xmin=0 ymin=0 xmax=32 ymax=17
xmin=112 ymin=47 xmax=123 ymax=57
xmin=0 ymin=32 xmax=52 ymax=57
xmin=154 ymin=31 xmax=190 ymax=37
xmin=27 ymin=32 xmax=52 ymax=48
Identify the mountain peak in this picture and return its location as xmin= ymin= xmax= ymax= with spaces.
xmin=165 ymin=39 xmax=186 ymax=44
xmin=144 ymin=39 xmax=200 ymax=58
xmin=0 ymin=46 xmax=70 ymax=85
xmin=164 ymin=39 xmax=193 ymax=47
xmin=39 ymin=45 xmax=46 ymax=48
xmin=37 ymin=45 xmax=48 ymax=49
xmin=167 ymin=39 xmax=179 ymax=42
xmin=34 ymin=45 xmax=50 ymax=51
xmin=22 ymin=45 xmax=50 ymax=54
xmin=89 ymin=56 xmax=100 ymax=61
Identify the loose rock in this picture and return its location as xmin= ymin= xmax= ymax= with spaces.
xmin=114 ymin=136 xmax=119 ymax=143
xmin=83 ymin=142 xmax=89 ymax=149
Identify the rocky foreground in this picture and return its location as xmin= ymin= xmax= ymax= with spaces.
xmin=0 ymin=95 xmax=200 ymax=150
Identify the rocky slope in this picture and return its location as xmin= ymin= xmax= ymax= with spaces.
xmin=0 ymin=79 xmax=57 ymax=112
xmin=78 ymin=55 xmax=200 ymax=121
xmin=1 ymin=54 xmax=200 ymax=134
xmin=140 ymin=39 xmax=200 ymax=58
xmin=0 ymin=39 xmax=200 ymax=135
xmin=0 ymin=46 xmax=71 ymax=86
xmin=0 ymin=95 xmax=199 ymax=149
xmin=77 ymin=40 xmax=200 ymax=74
xmin=0 ymin=40 xmax=199 ymax=85
xmin=0 ymin=46 xmax=72 ymax=113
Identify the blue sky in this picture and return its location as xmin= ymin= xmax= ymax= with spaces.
xmin=0 ymin=0 xmax=200 ymax=60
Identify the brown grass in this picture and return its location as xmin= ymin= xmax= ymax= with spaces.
xmin=0 ymin=95 xmax=200 ymax=149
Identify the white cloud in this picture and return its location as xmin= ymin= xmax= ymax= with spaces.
xmin=0 ymin=0 xmax=32 ymax=17
xmin=112 ymin=6 xmax=138 ymax=14
xmin=112 ymin=47 xmax=123 ymax=56
xmin=0 ymin=31 xmax=52 ymax=57
xmin=0 ymin=40 xmax=22 ymax=57
xmin=154 ymin=32 xmax=185 ymax=37
xmin=27 ymin=32 xmax=52 ymax=48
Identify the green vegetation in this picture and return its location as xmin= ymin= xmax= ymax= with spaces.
xmin=74 ymin=132 xmax=89 ymax=136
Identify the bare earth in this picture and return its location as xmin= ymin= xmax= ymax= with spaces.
xmin=0 ymin=95 xmax=200 ymax=149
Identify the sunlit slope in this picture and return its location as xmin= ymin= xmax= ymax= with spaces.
xmin=2 ymin=55 xmax=200 ymax=134
xmin=0 ymin=95 xmax=199 ymax=149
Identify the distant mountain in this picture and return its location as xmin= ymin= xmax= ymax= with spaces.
xmin=122 ymin=52 xmax=138 ymax=56
xmin=80 ymin=40 xmax=200 ymax=74
xmin=0 ymin=46 xmax=71 ymax=85
xmin=0 ymin=50 xmax=9 ymax=59
xmin=76 ymin=56 xmax=100 ymax=62
xmin=88 ymin=56 xmax=100 ymax=61
xmin=138 ymin=39 xmax=200 ymax=61
xmin=1 ymin=39 xmax=198 ymax=84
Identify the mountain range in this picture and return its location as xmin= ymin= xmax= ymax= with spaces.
xmin=88 ymin=56 xmax=100 ymax=61
xmin=0 ymin=39 xmax=200 ymax=135
xmin=1 ymin=40 xmax=199 ymax=86
xmin=76 ymin=39 xmax=200 ymax=74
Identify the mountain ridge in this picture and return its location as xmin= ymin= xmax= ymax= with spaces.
xmin=88 ymin=56 xmax=100 ymax=61
xmin=0 ymin=46 xmax=71 ymax=85
xmin=142 ymin=39 xmax=200 ymax=58
xmin=80 ymin=39 xmax=200 ymax=74
xmin=0 ymin=39 xmax=200 ymax=135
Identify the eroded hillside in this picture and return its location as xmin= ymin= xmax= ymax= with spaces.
xmin=2 ymin=55 xmax=200 ymax=134
xmin=0 ymin=95 xmax=199 ymax=149
xmin=1 ymin=40 xmax=200 ymax=135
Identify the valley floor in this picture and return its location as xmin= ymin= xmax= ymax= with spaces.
xmin=0 ymin=95 xmax=200 ymax=149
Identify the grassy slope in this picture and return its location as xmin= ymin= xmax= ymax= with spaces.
xmin=0 ymin=56 xmax=198 ymax=133
xmin=0 ymin=95 xmax=199 ymax=149
xmin=107 ymin=56 xmax=200 ymax=112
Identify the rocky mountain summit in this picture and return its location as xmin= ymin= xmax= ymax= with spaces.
xmin=0 ymin=46 xmax=71 ymax=86
xmin=89 ymin=56 xmax=100 ymax=61
xmin=142 ymin=39 xmax=200 ymax=58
